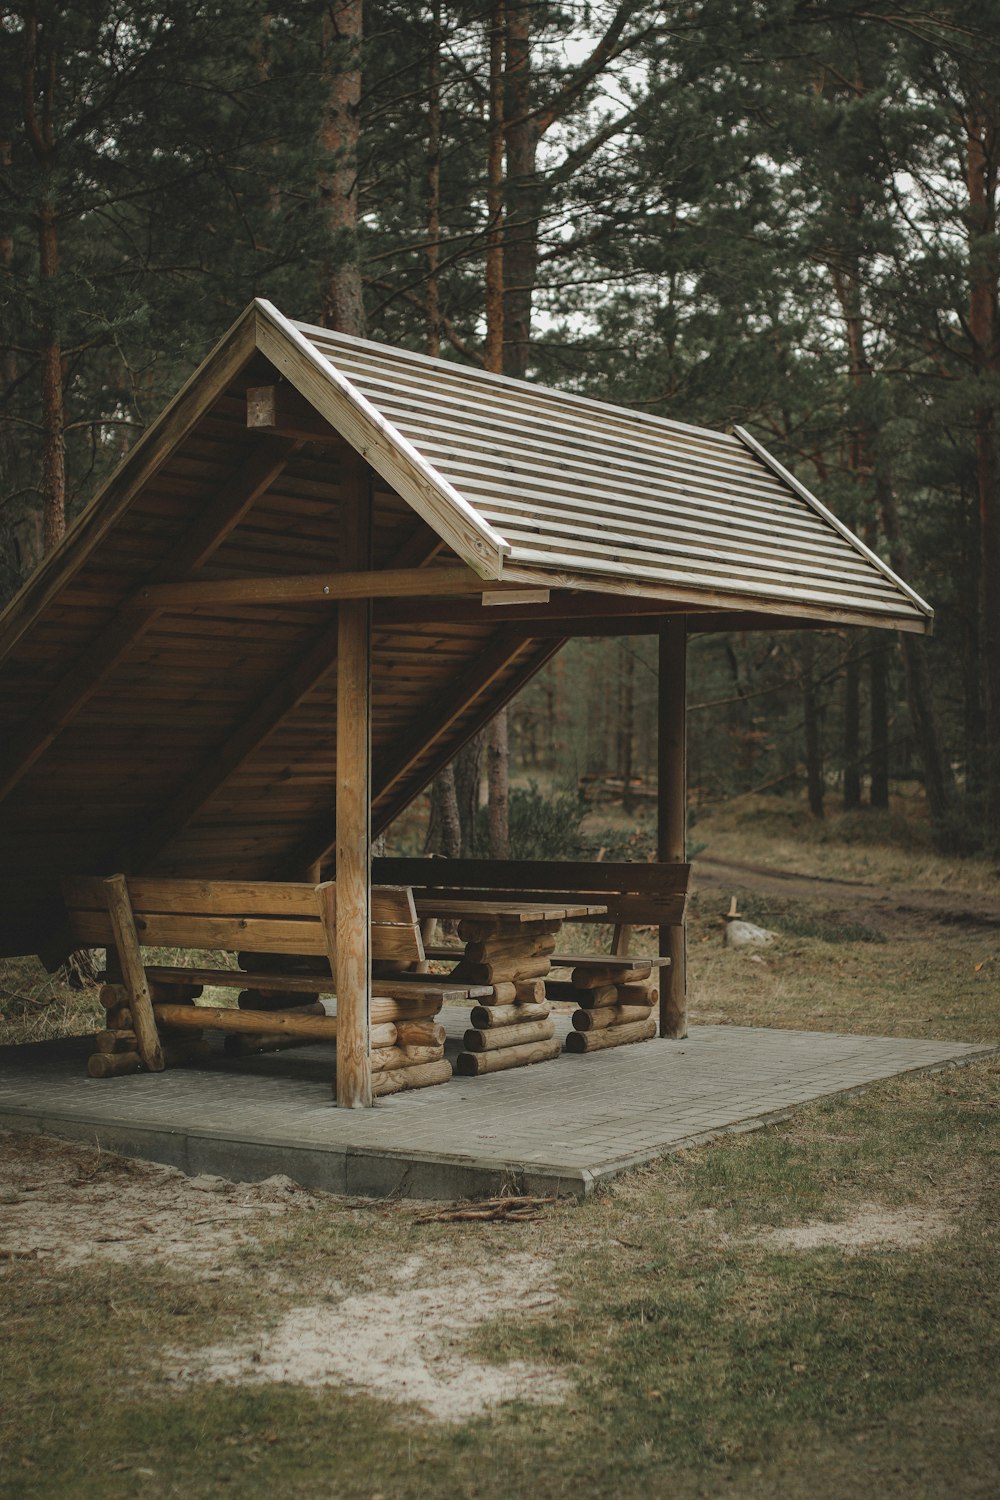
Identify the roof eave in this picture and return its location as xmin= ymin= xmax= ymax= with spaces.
xmin=497 ymin=561 xmax=933 ymax=635
xmin=734 ymin=426 xmax=934 ymax=624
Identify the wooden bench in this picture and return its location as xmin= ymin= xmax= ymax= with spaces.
xmin=373 ymin=857 xmax=691 ymax=1058
xmin=61 ymin=875 xmax=485 ymax=1096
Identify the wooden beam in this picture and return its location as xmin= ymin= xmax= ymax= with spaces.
xmin=103 ymin=874 xmax=165 ymax=1073
xmin=658 ymin=619 xmax=687 ymax=1040
xmin=0 ymin=437 xmax=299 ymax=805
xmin=373 ymin=595 xmax=718 ymax=628
xmin=371 ymin=634 xmax=567 ymax=838
xmin=247 ymin=383 xmax=341 ymax=442
xmin=333 ymin=450 xmax=373 ymax=1108
xmin=0 ymin=304 xmax=258 ymax=664
xmin=497 ymin=563 xmax=931 ymax=634
xmin=129 ymin=618 xmax=341 ymax=871
xmin=132 ymin=528 xmax=449 ymax=872
xmin=137 ymin=564 xmax=489 ymax=610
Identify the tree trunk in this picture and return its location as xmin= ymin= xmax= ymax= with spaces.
xmin=618 ymin=639 xmax=635 ymax=812
xmin=830 ymin=254 xmax=956 ymax=841
xmin=869 ymin=637 xmax=890 ymax=809
xmin=502 ymin=0 xmax=541 ymax=380
xmin=425 ymin=0 xmax=442 ymax=357
xmin=426 ymin=762 xmax=461 ymax=858
xmin=843 ymin=642 xmax=861 ymax=810
xmin=319 ymin=0 xmax=365 ymax=336
xmin=485 ymin=0 xmax=506 ymax=375
xmin=966 ymin=114 xmax=1000 ymax=846
xmin=22 ymin=17 xmax=65 ymax=553
xmin=802 ymin=634 xmax=825 ymax=819
xmin=486 ymin=711 xmax=510 ymax=857
xmin=454 ymin=730 xmax=484 ymax=856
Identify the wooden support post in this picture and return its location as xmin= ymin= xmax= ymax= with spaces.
xmin=334 ymin=454 xmax=373 ymax=1107
xmin=658 ymin=619 xmax=688 ymax=1038
xmin=103 ymin=875 xmax=165 ymax=1072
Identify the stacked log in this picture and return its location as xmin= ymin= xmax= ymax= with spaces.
xmin=559 ymin=963 xmax=659 ymax=1054
xmin=453 ymin=920 xmax=562 ymax=1076
xmin=88 ymin=981 xmax=208 ymax=1078
xmin=370 ymin=1019 xmax=452 ymax=1097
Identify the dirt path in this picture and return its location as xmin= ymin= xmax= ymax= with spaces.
xmin=693 ymin=854 xmax=1000 ymax=935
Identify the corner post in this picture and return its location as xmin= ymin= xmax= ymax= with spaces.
xmin=335 ymin=452 xmax=373 ymax=1107
xmin=658 ymin=619 xmax=688 ymax=1038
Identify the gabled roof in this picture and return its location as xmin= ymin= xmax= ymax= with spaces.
xmin=0 ymin=300 xmax=931 ymax=956
xmin=260 ymin=302 xmax=931 ymax=632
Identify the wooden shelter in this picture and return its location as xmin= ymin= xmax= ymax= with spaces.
xmin=0 ymin=299 xmax=932 ymax=1105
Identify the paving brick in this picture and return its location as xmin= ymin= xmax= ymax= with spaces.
xmin=0 ymin=1020 xmax=994 ymax=1200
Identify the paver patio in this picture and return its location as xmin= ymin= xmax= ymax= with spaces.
xmin=1 ymin=1014 xmax=993 ymax=1200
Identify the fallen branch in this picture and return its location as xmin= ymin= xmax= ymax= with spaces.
xmin=416 ymin=1194 xmax=557 ymax=1224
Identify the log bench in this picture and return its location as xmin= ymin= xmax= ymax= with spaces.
xmin=60 ymin=875 xmax=488 ymax=1096
xmin=374 ymin=858 xmax=691 ymax=1059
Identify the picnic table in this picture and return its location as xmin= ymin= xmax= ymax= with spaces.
xmin=411 ymin=896 xmax=607 ymax=1076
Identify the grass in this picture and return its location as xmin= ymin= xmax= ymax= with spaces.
xmin=1 ymin=1060 xmax=998 ymax=1499
xmin=1 ymin=793 xmax=998 ymax=1497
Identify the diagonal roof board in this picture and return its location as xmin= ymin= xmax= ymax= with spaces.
xmin=256 ymin=300 xmax=932 ymax=633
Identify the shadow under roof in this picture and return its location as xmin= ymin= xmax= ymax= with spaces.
xmin=0 ymin=299 xmax=931 ymax=956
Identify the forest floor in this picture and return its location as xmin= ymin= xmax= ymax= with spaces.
xmin=0 ymin=795 xmax=998 ymax=1498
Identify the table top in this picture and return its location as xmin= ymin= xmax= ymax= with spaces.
xmin=413 ymin=897 xmax=607 ymax=923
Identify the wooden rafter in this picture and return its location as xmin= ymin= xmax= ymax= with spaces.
xmin=371 ymin=635 xmax=568 ymax=838
xmin=0 ymin=436 xmax=299 ymax=806
xmin=133 ymin=522 xmax=448 ymax=871
xmin=279 ymin=627 xmax=534 ymax=874
xmin=0 ymin=306 xmax=258 ymax=664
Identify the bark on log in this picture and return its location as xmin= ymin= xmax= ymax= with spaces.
xmin=564 ymin=1018 xmax=657 ymax=1052
xmin=393 ymin=1020 xmax=446 ymax=1047
xmin=546 ymin=981 xmax=619 ymax=1008
xmin=468 ymin=1001 xmax=550 ymax=1029
xmin=571 ymin=1003 xmax=654 ymax=1032
xmin=151 ymin=1003 xmax=396 ymax=1048
xmin=463 ymin=1019 xmax=555 ymax=1051
xmin=369 ymin=1043 xmax=445 ymax=1070
xmin=238 ymin=994 xmax=326 ymax=1015
xmin=453 ymin=955 xmax=551 ymax=984
xmin=616 ymin=984 xmax=658 ymax=1006
xmin=570 ymin=964 xmax=652 ymax=988
xmin=88 ymin=1050 xmax=142 ymax=1078
xmin=371 ymin=1059 xmax=453 ymax=1096
xmin=514 ymin=979 xmax=546 ymax=1004
xmin=103 ymin=875 xmax=165 ymax=1072
xmin=455 ymin=1037 xmax=562 ymax=1075
xmin=87 ymin=1039 xmax=211 ymax=1077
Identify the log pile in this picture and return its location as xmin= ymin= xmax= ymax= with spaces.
xmin=371 ymin=1019 xmax=452 ymax=1096
xmin=87 ymin=980 xmax=209 ymax=1078
xmin=452 ymin=917 xmax=562 ymax=1076
xmin=557 ymin=962 xmax=659 ymax=1054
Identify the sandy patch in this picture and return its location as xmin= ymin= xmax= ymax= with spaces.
xmin=171 ymin=1252 xmax=570 ymax=1422
xmin=756 ymin=1201 xmax=952 ymax=1253
xmin=0 ymin=1130 xmax=313 ymax=1271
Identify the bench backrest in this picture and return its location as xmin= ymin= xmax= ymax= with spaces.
xmin=372 ymin=858 xmax=690 ymax=927
xmin=62 ymin=876 xmax=424 ymax=965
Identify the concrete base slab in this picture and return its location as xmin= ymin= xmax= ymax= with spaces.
xmin=0 ymin=1014 xmax=993 ymax=1200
